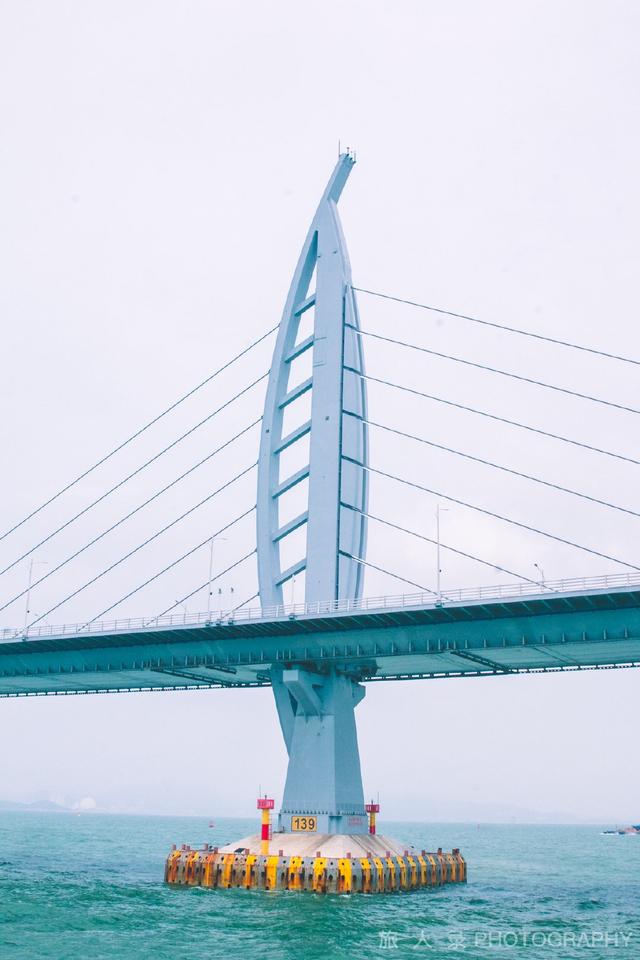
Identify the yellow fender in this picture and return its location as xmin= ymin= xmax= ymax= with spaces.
xmin=287 ymin=856 xmax=304 ymax=890
xmin=337 ymin=858 xmax=353 ymax=894
xmin=385 ymin=857 xmax=396 ymax=891
xmin=312 ymin=857 xmax=327 ymax=893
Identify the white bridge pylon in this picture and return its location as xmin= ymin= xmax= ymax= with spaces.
xmin=256 ymin=152 xmax=368 ymax=609
xmin=256 ymin=154 xmax=370 ymax=834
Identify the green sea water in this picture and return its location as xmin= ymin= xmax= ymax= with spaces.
xmin=0 ymin=813 xmax=637 ymax=959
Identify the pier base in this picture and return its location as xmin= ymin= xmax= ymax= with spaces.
xmin=165 ymin=834 xmax=466 ymax=893
xmin=165 ymin=665 xmax=466 ymax=893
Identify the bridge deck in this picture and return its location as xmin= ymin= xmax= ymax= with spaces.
xmin=1 ymin=576 xmax=640 ymax=696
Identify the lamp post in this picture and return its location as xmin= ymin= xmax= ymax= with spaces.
xmin=206 ymin=536 xmax=227 ymax=621
xmin=534 ymin=563 xmax=546 ymax=589
xmin=23 ymin=558 xmax=48 ymax=637
xmin=436 ymin=504 xmax=449 ymax=605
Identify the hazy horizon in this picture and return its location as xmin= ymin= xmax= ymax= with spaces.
xmin=1 ymin=798 xmax=631 ymax=828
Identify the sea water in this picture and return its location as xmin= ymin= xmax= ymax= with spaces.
xmin=0 ymin=813 xmax=637 ymax=959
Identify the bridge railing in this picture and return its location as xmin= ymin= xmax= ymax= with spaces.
xmin=3 ymin=570 xmax=640 ymax=642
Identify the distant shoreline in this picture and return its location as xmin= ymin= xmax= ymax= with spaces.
xmin=0 ymin=805 xmax=625 ymax=827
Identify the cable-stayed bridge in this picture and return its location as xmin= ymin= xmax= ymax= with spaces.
xmin=2 ymin=153 xmax=639 ymax=835
xmin=1 ymin=573 xmax=639 ymax=697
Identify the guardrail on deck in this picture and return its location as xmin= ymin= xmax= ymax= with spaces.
xmin=3 ymin=570 xmax=640 ymax=643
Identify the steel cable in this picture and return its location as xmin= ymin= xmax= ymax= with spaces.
xmin=343 ymin=456 xmax=640 ymax=573
xmin=81 ymin=513 xmax=256 ymax=628
xmin=341 ymin=502 xmax=546 ymax=588
xmin=0 ymin=419 xmax=261 ymax=612
xmin=152 ymin=550 xmax=256 ymax=621
xmin=346 ymin=326 xmax=640 ymax=415
xmin=353 ymin=286 xmax=640 ymax=366
xmin=338 ymin=550 xmax=433 ymax=594
xmin=350 ymin=414 xmax=640 ymax=519
xmin=0 ymin=373 xmax=268 ymax=579
xmin=1 ymin=325 xmax=276 ymax=543
xmin=345 ymin=370 xmax=640 ymax=467
xmin=25 ymin=469 xmax=257 ymax=629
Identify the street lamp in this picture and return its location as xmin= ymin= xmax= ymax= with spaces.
xmin=207 ymin=536 xmax=227 ymax=621
xmin=23 ymin=558 xmax=48 ymax=637
xmin=436 ymin=504 xmax=449 ymax=604
xmin=534 ymin=562 xmax=545 ymax=588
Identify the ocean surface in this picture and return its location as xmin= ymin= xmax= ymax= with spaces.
xmin=0 ymin=813 xmax=638 ymax=959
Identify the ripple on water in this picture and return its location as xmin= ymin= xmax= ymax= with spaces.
xmin=0 ymin=816 xmax=638 ymax=960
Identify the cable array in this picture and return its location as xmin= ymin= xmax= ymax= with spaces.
xmin=339 ymin=551 xmax=432 ymax=594
xmin=1 ymin=374 xmax=267 ymax=579
xmin=347 ymin=325 xmax=640 ymax=415
xmin=337 ymin=287 xmax=640 ymax=598
xmin=348 ymin=414 xmax=640 ymax=520
xmin=5 ymin=275 xmax=640 ymax=627
xmin=341 ymin=503 xmax=546 ymax=589
xmin=344 ymin=457 xmax=640 ymax=574
xmin=0 ymin=325 xmax=276 ymax=544
xmin=0 ymin=420 xmax=261 ymax=613
xmin=79 ymin=512 xmax=256 ymax=629
xmin=25 ymin=471 xmax=257 ymax=630
xmin=353 ymin=286 xmax=640 ymax=366
xmin=346 ymin=371 xmax=640 ymax=467
xmin=153 ymin=555 xmax=257 ymax=621
xmin=0 ymin=325 xmax=274 ymax=632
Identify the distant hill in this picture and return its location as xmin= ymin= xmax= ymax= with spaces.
xmin=0 ymin=799 xmax=69 ymax=812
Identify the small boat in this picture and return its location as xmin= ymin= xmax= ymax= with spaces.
xmin=602 ymin=825 xmax=639 ymax=835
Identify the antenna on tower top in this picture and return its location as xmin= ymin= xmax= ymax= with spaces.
xmin=338 ymin=141 xmax=357 ymax=161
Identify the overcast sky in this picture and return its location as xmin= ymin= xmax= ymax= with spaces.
xmin=1 ymin=0 xmax=639 ymax=823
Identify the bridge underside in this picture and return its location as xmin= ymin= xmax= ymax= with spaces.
xmin=1 ymin=585 xmax=639 ymax=697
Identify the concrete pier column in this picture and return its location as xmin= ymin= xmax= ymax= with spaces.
xmin=271 ymin=665 xmax=368 ymax=835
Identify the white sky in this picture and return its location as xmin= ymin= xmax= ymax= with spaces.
xmin=0 ymin=0 xmax=639 ymax=822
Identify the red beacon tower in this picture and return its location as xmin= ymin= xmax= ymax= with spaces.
xmin=257 ymin=796 xmax=274 ymax=854
xmin=365 ymin=801 xmax=380 ymax=835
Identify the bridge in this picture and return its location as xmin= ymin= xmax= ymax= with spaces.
xmin=2 ymin=152 xmax=638 ymax=836
xmin=2 ymin=573 xmax=640 ymax=696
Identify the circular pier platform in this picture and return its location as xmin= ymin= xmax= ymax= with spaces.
xmin=165 ymin=833 xmax=466 ymax=893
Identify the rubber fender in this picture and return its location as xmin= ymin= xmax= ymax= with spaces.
xmin=337 ymin=858 xmax=353 ymax=894
xmin=396 ymin=856 xmax=408 ymax=890
xmin=165 ymin=850 xmax=181 ymax=884
xmin=276 ymin=856 xmax=288 ymax=890
xmin=265 ymin=855 xmax=279 ymax=890
xmin=385 ymin=857 xmax=396 ymax=891
xmin=243 ymin=854 xmax=258 ymax=888
xmin=349 ymin=859 xmax=363 ymax=893
xmin=202 ymin=852 xmax=218 ymax=887
xmin=164 ymin=847 xmax=466 ymax=892
xmin=312 ymin=857 xmax=327 ymax=893
xmin=220 ymin=853 xmax=235 ymax=888
xmin=287 ymin=856 xmax=304 ymax=890
xmin=302 ymin=857 xmax=316 ymax=891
